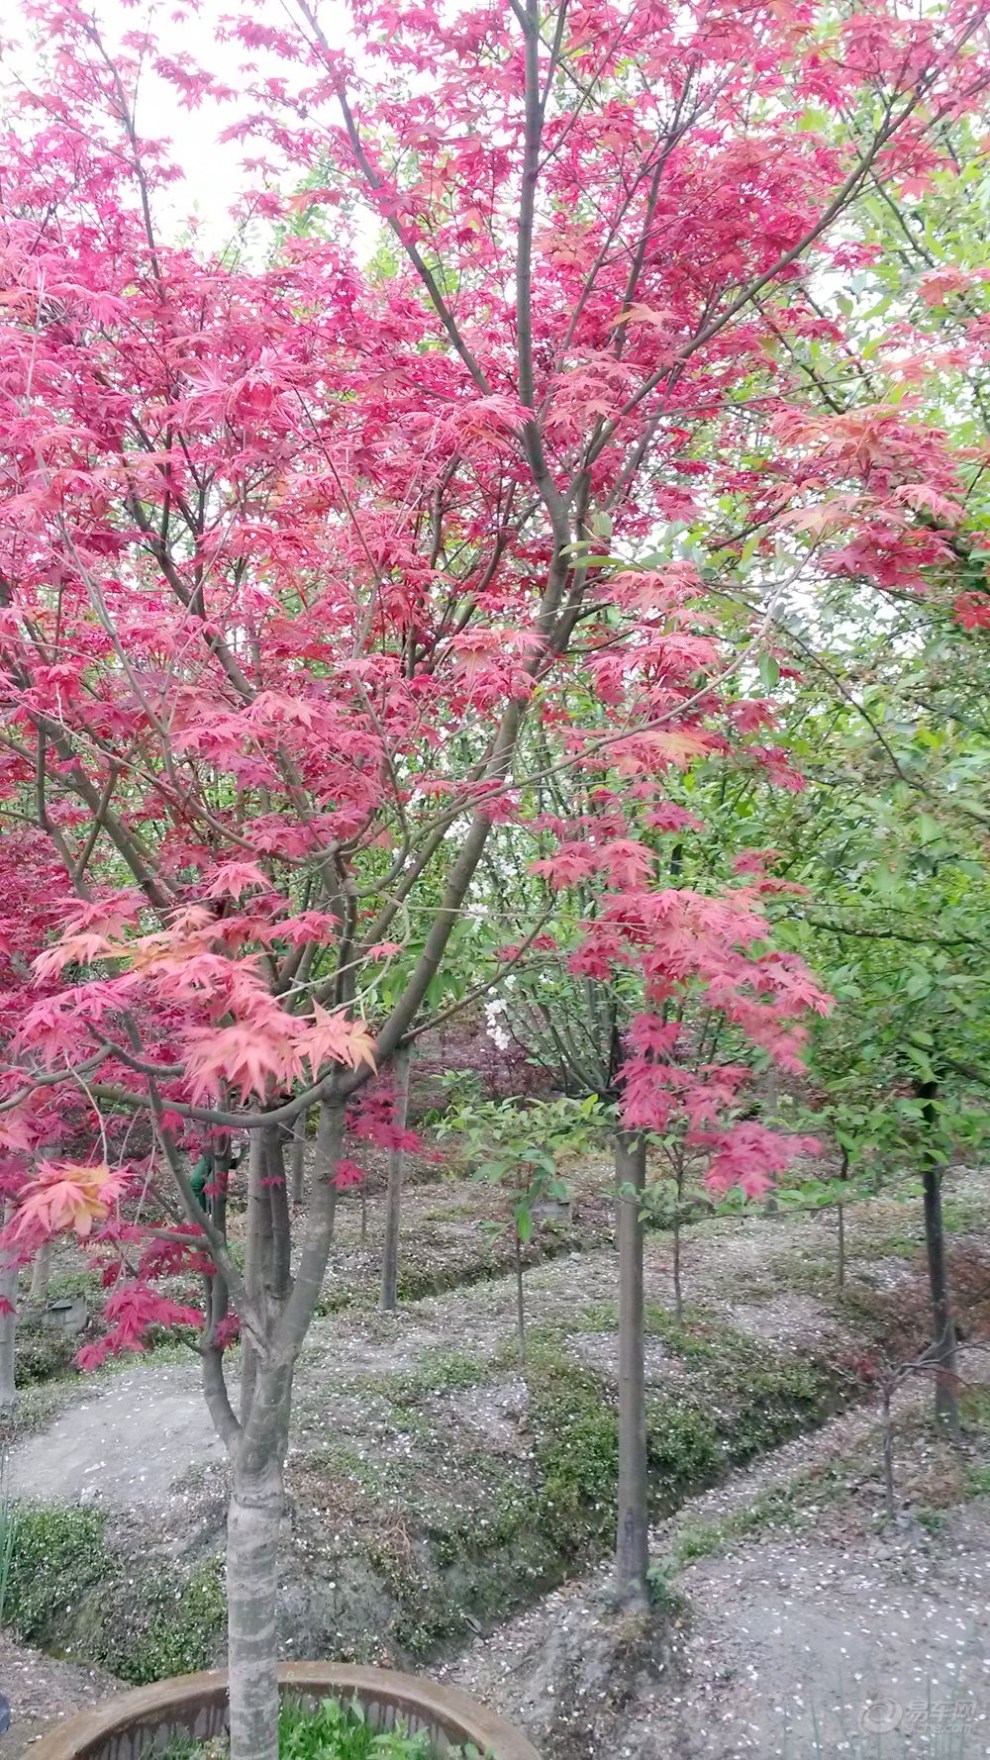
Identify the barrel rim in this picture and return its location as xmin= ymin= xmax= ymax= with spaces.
xmin=26 ymin=1662 xmax=540 ymax=1760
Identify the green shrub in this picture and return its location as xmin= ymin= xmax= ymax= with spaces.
xmin=4 ymin=1506 xmax=109 ymax=1643
xmin=122 ymin=1560 xmax=226 ymax=1684
xmin=647 ymin=1401 xmax=719 ymax=1494
xmin=524 ymin=1321 xmax=837 ymax=1567
xmin=529 ymin=1360 xmax=618 ymax=1544
xmin=14 ymin=1326 xmax=78 ymax=1386
xmin=278 ymin=1695 xmax=486 ymax=1759
xmin=4 ymin=1504 xmax=224 ymax=1683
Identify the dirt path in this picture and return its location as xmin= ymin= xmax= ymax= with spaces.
xmin=445 ymin=1385 xmax=990 ymax=1758
xmin=6 ymin=1188 xmax=849 ymax=1514
xmin=9 ymin=1365 xmax=226 ymax=1510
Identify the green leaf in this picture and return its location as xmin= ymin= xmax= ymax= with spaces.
xmin=758 ymin=653 xmax=780 ymax=691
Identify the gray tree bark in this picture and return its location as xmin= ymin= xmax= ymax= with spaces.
xmin=615 ymin=1131 xmax=649 ymax=1610
xmin=29 ymin=1238 xmax=52 ymax=1306
xmin=916 ymin=1080 xmax=959 ymax=1438
xmin=380 ymin=1044 xmax=412 ymax=1313
xmin=227 ymin=1442 xmax=284 ymax=1760
xmin=290 ymin=1111 xmax=307 ymax=1206
xmin=0 ymin=1203 xmax=17 ymax=1415
xmin=223 ymin=1099 xmax=344 ymax=1760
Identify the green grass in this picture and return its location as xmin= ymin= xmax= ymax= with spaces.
xmin=377 ymin=1351 xmax=489 ymax=1405
xmin=662 ymin=1481 xmax=810 ymax=1572
xmin=125 ymin=1560 xmax=226 ymax=1683
xmin=519 ymin=1316 xmax=837 ymax=1559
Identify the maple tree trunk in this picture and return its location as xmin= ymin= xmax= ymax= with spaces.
xmin=227 ymin=1409 xmax=286 ymax=1760
xmin=836 ymin=1145 xmax=849 ymax=1292
xmin=290 ymin=1112 xmax=307 ymax=1207
xmin=514 ymin=1228 xmax=527 ymax=1367
xmin=0 ymin=1203 xmax=16 ymax=1414
xmin=672 ymin=1217 xmax=683 ymax=1325
xmin=213 ymin=1146 xmax=230 ymax=1243
xmin=916 ymin=1080 xmax=960 ymax=1438
xmin=223 ymin=1099 xmax=344 ymax=1760
xmin=240 ymin=1135 xmax=266 ymax=1427
xmin=881 ymin=1377 xmax=896 ymax=1521
xmin=615 ymin=1131 xmax=649 ymax=1611
xmin=380 ymin=1043 xmax=411 ymax=1313
xmin=29 ymin=1238 xmax=52 ymax=1305
xmin=265 ymin=1128 xmax=291 ymax=1304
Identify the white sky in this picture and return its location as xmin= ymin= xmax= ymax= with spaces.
xmin=4 ymin=0 xmax=353 ymax=249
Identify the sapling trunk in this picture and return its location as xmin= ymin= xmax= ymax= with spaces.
xmin=672 ymin=1216 xmax=682 ymax=1326
xmin=381 ymin=1043 xmax=412 ymax=1313
xmin=514 ymin=1227 xmax=526 ymax=1367
xmin=915 ymin=1080 xmax=960 ymax=1439
xmin=0 ymin=1203 xmax=17 ymax=1415
xmin=881 ymin=1375 xmax=895 ymax=1521
xmin=615 ymin=1131 xmax=649 ymax=1611
xmin=836 ymin=1144 xmax=849 ymax=1293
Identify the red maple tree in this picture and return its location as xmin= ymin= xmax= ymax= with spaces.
xmin=0 ymin=0 xmax=987 ymax=1750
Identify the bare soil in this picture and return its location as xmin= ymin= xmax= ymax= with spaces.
xmin=0 ymin=1635 xmax=117 ymax=1757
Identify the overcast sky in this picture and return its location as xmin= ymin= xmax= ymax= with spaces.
xmin=6 ymin=0 xmax=352 ymax=248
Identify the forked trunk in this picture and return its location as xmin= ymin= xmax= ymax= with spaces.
xmin=915 ymin=1080 xmax=960 ymax=1438
xmin=381 ymin=1043 xmax=412 ymax=1312
xmin=615 ymin=1131 xmax=649 ymax=1611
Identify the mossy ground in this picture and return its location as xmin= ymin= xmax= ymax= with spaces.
xmin=3 ymin=1505 xmax=225 ymax=1683
xmin=279 ymin=1305 xmax=843 ymax=1666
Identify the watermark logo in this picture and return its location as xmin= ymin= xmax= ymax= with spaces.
xmin=859 ymin=1699 xmax=982 ymax=1736
xmin=859 ymin=1700 xmax=901 ymax=1735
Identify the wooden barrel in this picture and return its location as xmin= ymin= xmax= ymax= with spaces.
xmin=27 ymin=1663 xmax=540 ymax=1760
